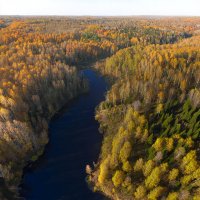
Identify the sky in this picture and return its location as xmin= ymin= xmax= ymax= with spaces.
xmin=0 ymin=0 xmax=200 ymax=16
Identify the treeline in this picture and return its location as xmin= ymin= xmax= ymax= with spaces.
xmin=17 ymin=16 xmax=199 ymax=34
xmin=1 ymin=18 xmax=191 ymax=67
xmin=89 ymin=35 xmax=200 ymax=199
xmin=65 ymin=25 xmax=191 ymax=65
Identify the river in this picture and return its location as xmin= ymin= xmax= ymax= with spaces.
xmin=20 ymin=69 xmax=108 ymax=200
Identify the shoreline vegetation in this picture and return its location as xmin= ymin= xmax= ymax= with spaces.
xmin=0 ymin=16 xmax=199 ymax=199
xmin=88 ymin=39 xmax=200 ymax=199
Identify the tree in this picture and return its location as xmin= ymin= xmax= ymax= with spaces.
xmin=168 ymin=168 xmax=179 ymax=182
xmin=145 ymin=167 xmax=161 ymax=189
xmin=135 ymin=126 xmax=142 ymax=138
xmin=134 ymin=185 xmax=146 ymax=199
xmin=98 ymin=157 xmax=110 ymax=184
xmin=134 ymin=158 xmax=144 ymax=172
xmin=143 ymin=160 xmax=155 ymax=177
xmin=130 ymin=37 xmax=139 ymax=45
xmin=119 ymin=141 xmax=132 ymax=163
xmin=156 ymin=103 xmax=164 ymax=113
xmin=152 ymin=138 xmax=164 ymax=152
xmin=148 ymin=186 xmax=165 ymax=200
xmin=122 ymin=161 xmax=132 ymax=173
xmin=112 ymin=170 xmax=125 ymax=187
xmin=166 ymin=192 xmax=178 ymax=200
xmin=166 ymin=138 xmax=174 ymax=152
xmin=179 ymin=190 xmax=190 ymax=200
xmin=181 ymin=150 xmax=198 ymax=174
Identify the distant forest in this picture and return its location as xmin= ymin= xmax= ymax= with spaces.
xmin=0 ymin=16 xmax=200 ymax=199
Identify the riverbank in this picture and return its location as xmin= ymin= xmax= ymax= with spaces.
xmin=20 ymin=69 xmax=108 ymax=200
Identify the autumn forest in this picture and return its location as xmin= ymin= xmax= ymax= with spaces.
xmin=0 ymin=16 xmax=200 ymax=199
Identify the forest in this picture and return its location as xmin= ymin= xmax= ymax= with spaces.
xmin=0 ymin=16 xmax=200 ymax=199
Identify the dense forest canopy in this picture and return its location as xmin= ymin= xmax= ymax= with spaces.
xmin=0 ymin=16 xmax=200 ymax=199
xmin=0 ymin=19 xmax=88 ymax=189
xmin=89 ymin=19 xmax=200 ymax=200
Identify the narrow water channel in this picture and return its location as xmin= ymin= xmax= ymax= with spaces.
xmin=20 ymin=69 xmax=107 ymax=200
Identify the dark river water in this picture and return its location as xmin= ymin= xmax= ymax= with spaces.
xmin=20 ymin=69 xmax=108 ymax=200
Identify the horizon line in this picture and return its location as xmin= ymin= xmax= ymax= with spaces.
xmin=1 ymin=14 xmax=200 ymax=17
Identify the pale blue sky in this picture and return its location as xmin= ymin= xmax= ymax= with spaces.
xmin=0 ymin=0 xmax=199 ymax=16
